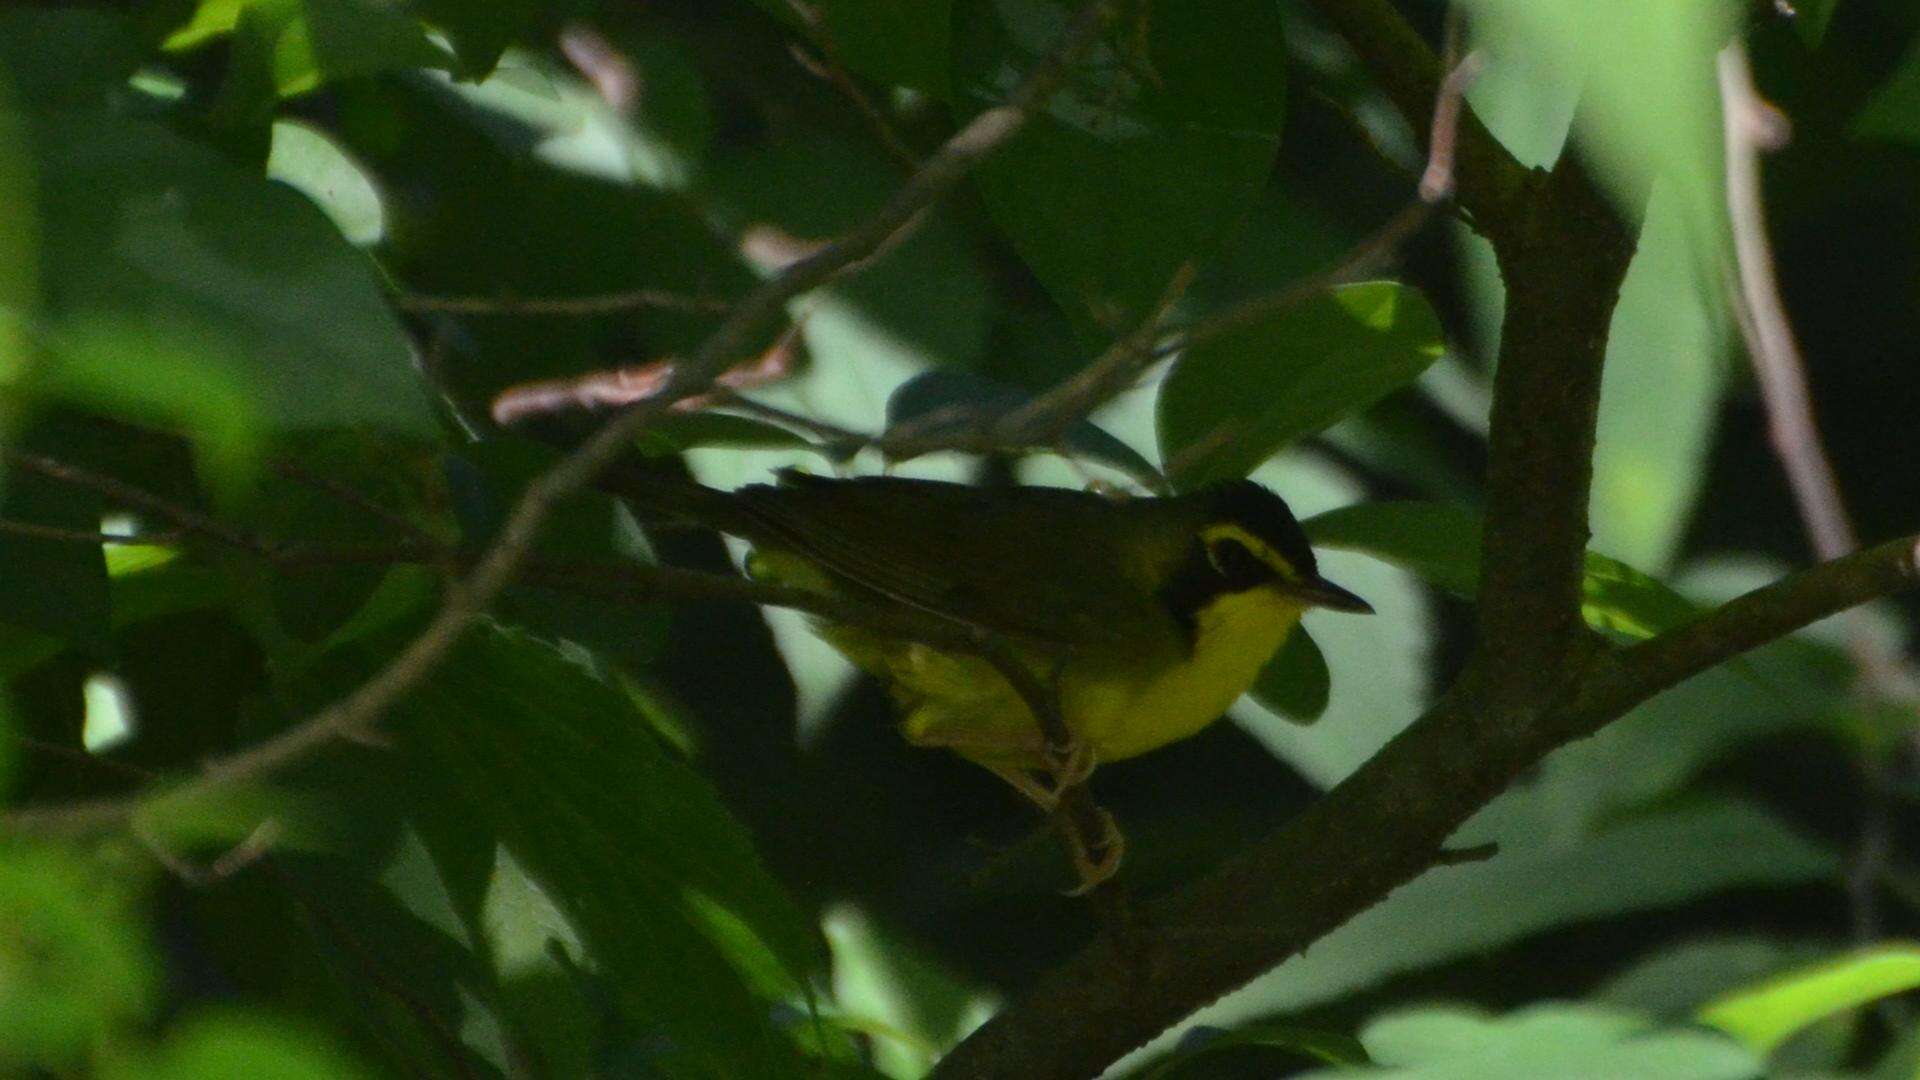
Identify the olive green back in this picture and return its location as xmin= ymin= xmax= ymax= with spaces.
xmin=733 ymin=474 xmax=1200 ymax=652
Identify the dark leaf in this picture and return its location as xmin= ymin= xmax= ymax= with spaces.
xmin=886 ymin=370 xmax=1163 ymax=486
xmin=1157 ymin=283 xmax=1445 ymax=491
xmin=395 ymin=625 xmax=826 ymax=1075
xmin=1249 ymin=627 xmax=1329 ymax=724
xmin=952 ymin=0 xmax=1286 ymax=337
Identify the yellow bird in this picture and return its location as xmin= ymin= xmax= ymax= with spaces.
xmin=652 ymin=471 xmax=1370 ymax=788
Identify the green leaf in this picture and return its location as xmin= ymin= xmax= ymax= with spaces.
xmin=1163 ymin=798 xmax=1834 ymax=1044
xmin=0 ymin=694 xmax=12 ymax=801
xmin=0 ymin=9 xmax=143 ymax=111
xmin=107 ymin=1009 xmax=375 ymax=1080
xmin=1157 ymin=283 xmax=1446 ymax=491
xmin=1458 ymin=200 xmax=1725 ymax=574
xmin=711 ymin=138 xmax=992 ymax=375
xmin=1791 ymin=0 xmax=1838 ymax=48
xmin=452 ymin=440 xmax=667 ymax=661
xmin=748 ymin=0 xmax=951 ymax=93
xmin=1461 ymin=0 xmax=1735 ymax=253
xmin=1699 ymin=945 xmax=1920 ymax=1056
xmin=1855 ymin=38 xmax=1920 ymax=146
xmin=823 ymin=904 xmax=996 ymax=1077
xmin=1586 ymin=191 xmax=1729 ymax=572
xmin=0 ymin=433 xmax=109 ymax=650
xmin=21 ymin=112 xmax=438 ymax=482
xmin=885 ymin=370 xmax=1164 ymax=486
xmin=1145 ymin=1022 xmax=1370 ymax=1079
xmin=410 ymin=0 xmax=543 ymax=79
xmin=1301 ymin=501 xmax=1481 ymax=598
xmin=395 ymin=625 xmax=825 ymax=1075
xmin=266 ymin=120 xmax=385 ymax=246
xmin=1313 ymin=1004 xmax=1761 ymax=1080
xmin=952 ymin=0 xmax=1286 ymax=335
xmin=0 ymin=847 xmax=156 ymax=1070
xmin=636 ymin=412 xmax=833 ymax=459
xmin=1599 ymin=937 xmax=1825 ymax=1018
xmin=1301 ymin=501 xmax=1702 ymax=642
xmin=181 ymin=0 xmax=451 ymax=105
xmin=1249 ymin=627 xmax=1329 ymax=724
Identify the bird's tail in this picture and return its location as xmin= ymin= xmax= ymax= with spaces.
xmin=594 ymin=454 xmax=770 ymax=540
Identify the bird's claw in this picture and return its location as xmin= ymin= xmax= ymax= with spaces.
xmin=1062 ymin=807 xmax=1125 ymax=896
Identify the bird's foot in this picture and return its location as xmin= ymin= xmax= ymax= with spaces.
xmin=1045 ymin=735 xmax=1097 ymax=791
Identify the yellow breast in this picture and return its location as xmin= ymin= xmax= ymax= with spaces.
xmin=1063 ymin=587 xmax=1306 ymax=762
xmin=750 ymin=547 xmax=1305 ymax=769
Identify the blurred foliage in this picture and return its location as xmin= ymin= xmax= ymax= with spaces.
xmin=2 ymin=0 xmax=1920 ymax=1077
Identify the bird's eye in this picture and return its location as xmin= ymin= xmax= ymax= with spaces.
xmin=1207 ymin=538 xmax=1273 ymax=588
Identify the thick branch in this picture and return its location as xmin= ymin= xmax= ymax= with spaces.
xmin=931 ymin=534 xmax=1920 ymax=1080
xmin=1577 ymin=535 xmax=1920 ymax=722
xmin=1468 ymin=162 xmax=1636 ymax=704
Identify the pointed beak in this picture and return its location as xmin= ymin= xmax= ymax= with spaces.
xmin=1282 ymin=575 xmax=1374 ymax=614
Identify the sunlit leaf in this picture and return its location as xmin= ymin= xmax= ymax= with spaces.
xmin=1587 ymin=191 xmax=1728 ymax=572
xmin=267 ymin=120 xmax=385 ymax=246
xmin=1303 ymin=1004 xmax=1760 ymax=1080
xmin=1700 ymin=945 xmax=1920 ymax=1056
xmin=824 ymin=904 xmax=998 ymax=1078
xmin=0 ymin=847 xmax=155 ymax=1070
xmin=1461 ymin=0 xmax=1736 ymax=250
xmin=1157 ymin=283 xmax=1445 ymax=491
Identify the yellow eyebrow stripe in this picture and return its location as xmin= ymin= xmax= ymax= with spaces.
xmin=1199 ymin=523 xmax=1299 ymax=581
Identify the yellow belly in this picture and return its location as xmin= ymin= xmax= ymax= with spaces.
xmin=1060 ymin=588 xmax=1305 ymax=762
xmin=787 ymin=572 xmax=1305 ymax=769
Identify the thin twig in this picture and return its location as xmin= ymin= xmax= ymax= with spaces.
xmin=273 ymin=460 xmax=442 ymax=551
xmin=785 ymin=0 xmax=922 ymax=170
xmin=1419 ymin=11 xmax=1483 ymax=203
xmin=1720 ymin=42 xmax=1916 ymax=973
xmin=394 ymin=290 xmax=729 ymax=317
xmin=0 ymin=449 xmax=268 ymax=555
xmin=0 ymin=519 xmax=174 ymax=546
xmin=1151 ymin=201 xmax=1434 ymax=363
xmin=1720 ymin=45 xmax=1852 ymax=564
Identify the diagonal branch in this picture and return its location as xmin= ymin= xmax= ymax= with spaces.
xmin=930 ymin=527 xmax=1920 ymax=1080
xmin=1576 ymin=534 xmax=1920 ymax=723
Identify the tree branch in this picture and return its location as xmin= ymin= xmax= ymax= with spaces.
xmin=930 ymin=528 xmax=1920 ymax=1079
